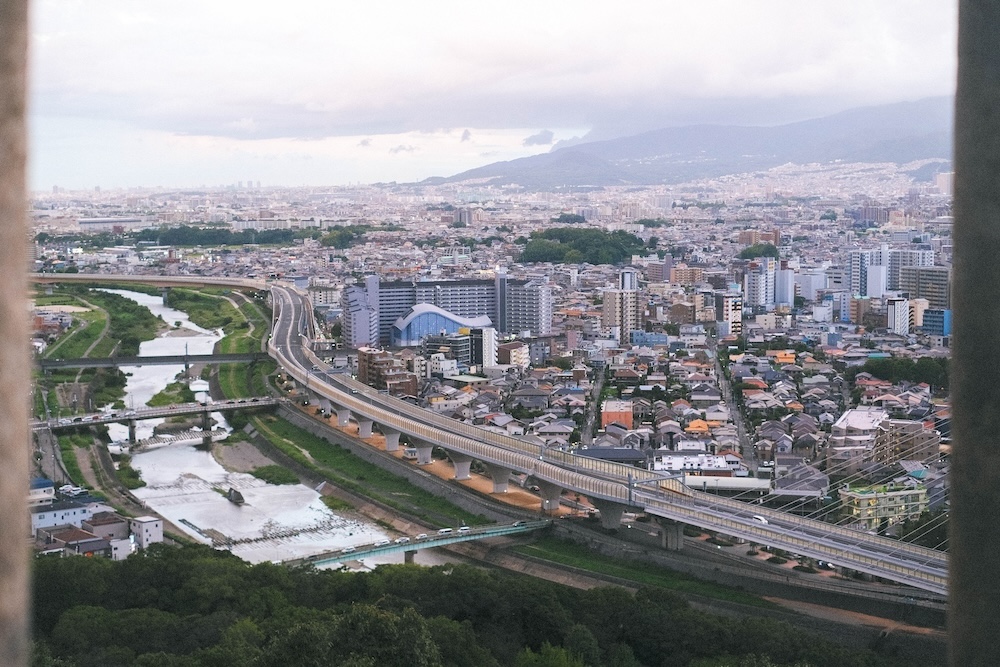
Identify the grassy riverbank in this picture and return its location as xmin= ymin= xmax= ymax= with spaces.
xmin=515 ymin=536 xmax=773 ymax=608
xmin=251 ymin=414 xmax=488 ymax=528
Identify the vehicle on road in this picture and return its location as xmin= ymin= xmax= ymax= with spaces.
xmin=437 ymin=528 xmax=453 ymax=535
xmin=394 ymin=537 xmax=411 ymax=544
xmin=373 ymin=539 xmax=391 ymax=547
xmin=458 ymin=526 xmax=471 ymax=533
xmin=340 ymin=546 xmax=356 ymax=554
xmin=415 ymin=533 xmax=428 ymax=540
xmin=752 ymin=515 xmax=769 ymax=525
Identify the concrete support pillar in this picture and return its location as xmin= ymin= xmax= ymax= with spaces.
xmin=590 ymin=498 xmax=626 ymax=530
xmin=381 ymin=427 xmax=401 ymax=452
xmin=404 ymin=550 xmax=416 ymax=564
xmin=535 ymin=480 xmax=563 ymax=513
xmin=356 ymin=419 xmax=374 ymax=439
xmin=484 ymin=463 xmax=512 ymax=493
xmin=128 ymin=420 xmax=137 ymax=444
xmin=335 ymin=407 xmax=351 ymax=428
xmin=654 ymin=517 xmax=685 ymax=551
xmin=412 ymin=440 xmax=434 ymax=465
xmin=161 ymin=287 xmax=169 ymax=305
xmin=317 ymin=396 xmax=332 ymax=414
xmin=201 ymin=411 xmax=212 ymax=447
xmin=447 ymin=452 xmax=473 ymax=480
xmin=952 ymin=4 xmax=1000 ymax=661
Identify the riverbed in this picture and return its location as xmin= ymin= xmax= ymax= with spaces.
xmin=98 ymin=289 xmax=412 ymax=566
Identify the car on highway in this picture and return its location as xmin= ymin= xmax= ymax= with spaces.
xmin=340 ymin=546 xmax=356 ymax=554
xmin=415 ymin=533 xmax=428 ymax=540
xmin=458 ymin=526 xmax=471 ymax=533
xmin=373 ymin=539 xmax=391 ymax=547
xmin=437 ymin=528 xmax=453 ymax=535
xmin=512 ymin=521 xmax=526 ymax=527
xmin=394 ymin=537 xmax=411 ymax=544
xmin=751 ymin=515 xmax=769 ymax=525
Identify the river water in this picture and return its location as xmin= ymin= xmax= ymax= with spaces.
xmin=100 ymin=289 xmax=422 ymax=567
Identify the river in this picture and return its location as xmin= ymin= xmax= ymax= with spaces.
xmin=99 ymin=289 xmax=442 ymax=568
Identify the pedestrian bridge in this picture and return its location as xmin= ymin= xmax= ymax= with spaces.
xmin=281 ymin=520 xmax=551 ymax=568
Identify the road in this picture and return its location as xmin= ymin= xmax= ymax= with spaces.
xmin=266 ymin=285 xmax=948 ymax=596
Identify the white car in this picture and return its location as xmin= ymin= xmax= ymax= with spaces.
xmin=394 ymin=537 xmax=411 ymax=544
xmin=415 ymin=533 xmax=428 ymax=540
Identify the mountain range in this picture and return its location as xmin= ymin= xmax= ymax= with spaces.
xmin=423 ymin=96 xmax=953 ymax=190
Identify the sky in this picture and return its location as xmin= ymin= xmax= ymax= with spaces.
xmin=29 ymin=0 xmax=957 ymax=191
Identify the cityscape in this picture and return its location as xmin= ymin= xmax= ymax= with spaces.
xmin=27 ymin=153 xmax=954 ymax=665
xmin=12 ymin=2 xmax=968 ymax=666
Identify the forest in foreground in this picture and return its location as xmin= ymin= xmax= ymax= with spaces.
xmin=32 ymin=544 xmax=907 ymax=667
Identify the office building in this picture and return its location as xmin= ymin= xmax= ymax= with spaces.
xmin=922 ymin=309 xmax=953 ymax=337
xmin=341 ymin=274 xmax=554 ymax=347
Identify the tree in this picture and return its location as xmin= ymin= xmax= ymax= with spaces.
xmin=516 ymin=643 xmax=585 ymax=667
xmin=564 ymin=624 xmax=602 ymax=667
xmin=819 ymin=210 xmax=838 ymax=221
xmin=738 ymin=244 xmax=779 ymax=260
xmin=551 ymin=213 xmax=586 ymax=224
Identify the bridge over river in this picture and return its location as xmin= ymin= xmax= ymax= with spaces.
xmin=281 ymin=520 xmax=551 ymax=567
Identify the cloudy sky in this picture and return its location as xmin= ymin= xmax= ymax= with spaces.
xmin=29 ymin=0 xmax=957 ymax=190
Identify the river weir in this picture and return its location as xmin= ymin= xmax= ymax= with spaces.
xmin=98 ymin=289 xmax=391 ymax=565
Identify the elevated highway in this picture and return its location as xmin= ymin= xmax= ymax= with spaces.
xmin=33 ymin=275 xmax=948 ymax=596
xmin=267 ymin=284 xmax=948 ymax=597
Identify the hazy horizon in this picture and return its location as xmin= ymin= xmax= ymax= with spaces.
xmin=31 ymin=1 xmax=957 ymax=190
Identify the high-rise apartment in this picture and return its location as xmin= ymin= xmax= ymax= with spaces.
xmin=602 ymin=269 xmax=642 ymax=343
xmin=899 ymin=265 xmax=951 ymax=310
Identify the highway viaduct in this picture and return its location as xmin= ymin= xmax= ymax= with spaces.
xmin=30 ymin=274 xmax=950 ymax=597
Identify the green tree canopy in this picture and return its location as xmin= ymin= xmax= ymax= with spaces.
xmin=738 ymin=243 xmax=780 ymax=260
xmin=520 ymin=229 xmax=645 ymax=265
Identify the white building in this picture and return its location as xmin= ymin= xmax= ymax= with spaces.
xmin=30 ymin=501 xmax=92 ymax=537
xmin=775 ymin=268 xmax=796 ymax=307
xmin=129 ymin=516 xmax=164 ymax=549
xmin=887 ymin=297 xmax=911 ymax=336
xmin=743 ymin=258 xmax=776 ymax=310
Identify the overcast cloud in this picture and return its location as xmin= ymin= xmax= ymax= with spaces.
xmin=29 ymin=0 xmax=957 ymax=189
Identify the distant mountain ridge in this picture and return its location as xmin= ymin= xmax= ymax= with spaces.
xmin=423 ymin=96 xmax=953 ymax=190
